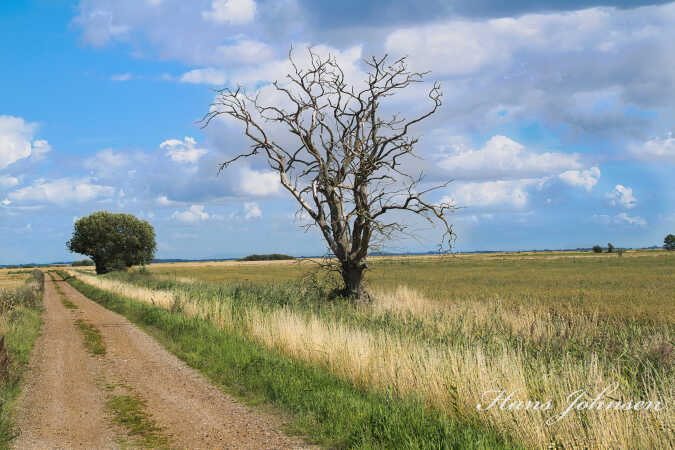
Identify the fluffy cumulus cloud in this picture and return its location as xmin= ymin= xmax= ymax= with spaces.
xmin=377 ymin=3 xmax=675 ymax=147
xmin=156 ymin=195 xmax=176 ymax=206
xmin=436 ymin=135 xmax=582 ymax=180
xmin=0 ymin=176 xmax=19 ymax=190
xmin=30 ymin=140 xmax=51 ymax=160
xmin=215 ymin=39 xmax=273 ymax=64
xmin=160 ymin=137 xmax=208 ymax=164
xmin=606 ymin=184 xmax=637 ymax=209
xmin=202 ymin=0 xmax=256 ymax=25
xmin=632 ymin=132 xmax=675 ymax=163
xmin=0 ymin=115 xmax=51 ymax=169
xmin=558 ymin=167 xmax=601 ymax=191
xmin=443 ymin=179 xmax=538 ymax=209
xmin=73 ymin=7 xmax=131 ymax=47
xmin=243 ymin=201 xmax=261 ymax=219
xmin=172 ymin=204 xmax=210 ymax=223
xmin=7 ymin=177 xmax=116 ymax=205
xmin=385 ymin=8 xmax=644 ymax=76
xmin=84 ymin=148 xmax=129 ymax=176
xmin=179 ymin=68 xmax=227 ymax=85
xmin=238 ymin=167 xmax=280 ymax=196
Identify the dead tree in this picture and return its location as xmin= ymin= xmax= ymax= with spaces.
xmin=202 ymin=50 xmax=455 ymax=302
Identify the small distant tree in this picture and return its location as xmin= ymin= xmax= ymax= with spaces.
xmin=607 ymin=242 xmax=615 ymax=253
xmin=67 ymin=211 xmax=156 ymax=275
xmin=592 ymin=245 xmax=603 ymax=253
xmin=665 ymin=234 xmax=675 ymax=251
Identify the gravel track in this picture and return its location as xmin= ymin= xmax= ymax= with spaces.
xmin=13 ymin=273 xmax=312 ymax=449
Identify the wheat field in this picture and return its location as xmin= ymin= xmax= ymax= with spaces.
xmin=66 ymin=250 xmax=674 ymax=448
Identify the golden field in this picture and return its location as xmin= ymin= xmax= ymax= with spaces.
xmin=66 ymin=249 xmax=674 ymax=448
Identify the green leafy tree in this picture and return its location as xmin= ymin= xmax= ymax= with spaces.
xmin=592 ymin=245 xmax=603 ymax=253
xmin=665 ymin=234 xmax=675 ymax=251
xmin=72 ymin=259 xmax=95 ymax=267
xmin=67 ymin=211 xmax=156 ymax=274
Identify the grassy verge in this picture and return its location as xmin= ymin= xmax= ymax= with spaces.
xmin=62 ymin=272 xmax=520 ymax=449
xmin=0 ymin=271 xmax=44 ymax=448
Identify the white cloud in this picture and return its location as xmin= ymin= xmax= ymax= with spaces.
xmin=202 ymin=0 xmax=256 ymax=25
xmin=1 ymin=199 xmax=10 ymax=206
xmin=239 ymin=167 xmax=279 ymax=196
xmin=216 ymin=39 xmax=273 ymax=64
xmin=0 ymin=176 xmax=19 ymax=189
xmin=436 ymin=135 xmax=582 ymax=180
xmin=232 ymin=44 xmax=364 ymax=86
xmin=442 ymin=179 xmax=538 ymax=209
xmin=606 ymin=184 xmax=637 ymax=209
xmin=31 ymin=140 xmax=51 ymax=160
xmin=160 ymin=137 xmax=207 ymax=164
xmin=559 ymin=166 xmax=600 ymax=191
xmin=111 ymin=72 xmax=133 ymax=81
xmin=172 ymin=205 xmax=210 ymax=223
xmin=8 ymin=177 xmax=116 ymax=204
xmin=84 ymin=148 xmax=129 ymax=175
xmin=615 ymin=212 xmax=646 ymax=226
xmin=386 ymin=21 xmax=508 ymax=76
xmin=243 ymin=201 xmax=261 ymax=219
xmin=73 ymin=8 xmax=130 ymax=47
xmin=384 ymin=7 xmax=652 ymax=76
xmin=0 ymin=115 xmax=50 ymax=169
xmin=179 ymin=68 xmax=227 ymax=85
xmin=156 ymin=195 xmax=175 ymax=206
xmin=632 ymin=132 xmax=675 ymax=163
xmin=591 ymin=212 xmax=647 ymax=226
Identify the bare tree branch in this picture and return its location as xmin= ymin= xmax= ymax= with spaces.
xmin=201 ymin=49 xmax=456 ymax=301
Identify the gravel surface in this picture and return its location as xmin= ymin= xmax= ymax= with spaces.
xmin=13 ymin=273 xmax=313 ymax=449
xmin=13 ymin=274 xmax=119 ymax=449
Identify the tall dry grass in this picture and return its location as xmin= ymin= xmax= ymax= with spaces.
xmin=68 ymin=270 xmax=673 ymax=449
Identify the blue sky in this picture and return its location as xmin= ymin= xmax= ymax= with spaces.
xmin=1 ymin=0 xmax=674 ymax=264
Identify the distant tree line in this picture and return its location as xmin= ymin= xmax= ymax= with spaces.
xmin=238 ymin=254 xmax=295 ymax=262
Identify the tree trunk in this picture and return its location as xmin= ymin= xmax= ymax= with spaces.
xmin=341 ymin=263 xmax=370 ymax=304
xmin=93 ymin=258 xmax=105 ymax=275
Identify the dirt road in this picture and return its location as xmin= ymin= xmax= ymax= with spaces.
xmin=13 ymin=273 xmax=311 ymax=449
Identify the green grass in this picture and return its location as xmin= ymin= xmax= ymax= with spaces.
xmin=52 ymin=280 xmax=78 ymax=310
xmin=0 ymin=272 xmax=43 ymax=448
xmin=74 ymin=319 xmax=106 ymax=356
xmin=105 ymin=266 xmax=673 ymax=393
xmin=61 ymin=299 xmax=78 ymax=309
xmin=63 ymin=273 xmax=521 ymax=449
xmin=106 ymin=392 xmax=169 ymax=448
